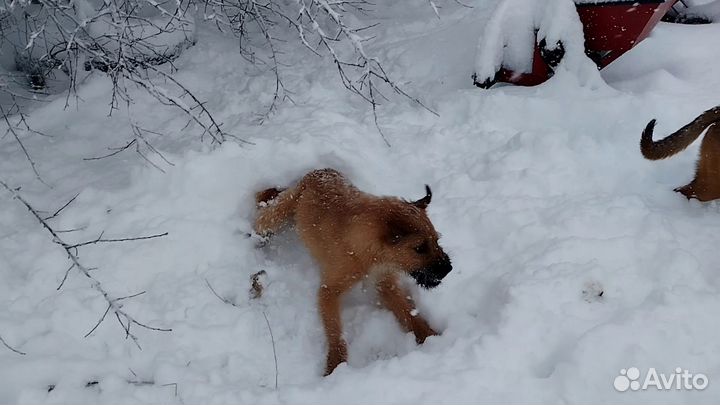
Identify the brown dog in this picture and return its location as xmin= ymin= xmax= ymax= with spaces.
xmin=641 ymin=106 xmax=720 ymax=201
xmin=253 ymin=169 xmax=452 ymax=375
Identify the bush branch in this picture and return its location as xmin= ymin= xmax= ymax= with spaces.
xmin=0 ymin=179 xmax=171 ymax=349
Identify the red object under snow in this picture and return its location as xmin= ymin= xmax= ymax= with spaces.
xmin=491 ymin=0 xmax=679 ymax=87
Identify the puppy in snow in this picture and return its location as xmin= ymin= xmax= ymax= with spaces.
xmin=254 ymin=168 xmax=452 ymax=375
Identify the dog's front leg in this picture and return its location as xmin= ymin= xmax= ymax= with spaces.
xmin=318 ymin=286 xmax=347 ymax=376
xmin=377 ymin=274 xmax=438 ymax=344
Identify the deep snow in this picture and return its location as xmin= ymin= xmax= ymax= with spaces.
xmin=2 ymin=0 xmax=720 ymax=403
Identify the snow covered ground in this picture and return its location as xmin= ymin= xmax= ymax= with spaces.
xmin=2 ymin=0 xmax=720 ymax=403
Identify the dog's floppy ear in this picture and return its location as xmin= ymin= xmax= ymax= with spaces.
xmin=412 ymin=185 xmax=432 ymax=210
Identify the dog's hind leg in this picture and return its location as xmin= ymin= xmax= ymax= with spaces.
xmin=687 ymin=124 xmax=720 ymax=202
xmin=318 ymin=284 xmax=348 ymax=376
xmin=254 ymin=187 xmax=298 ymax=238
xmin=376 ymin=274 xmax=438 ymax=344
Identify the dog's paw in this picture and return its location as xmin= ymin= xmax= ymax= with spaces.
xmin=674 ymin=183 xmax=697 ymax=200
xmin=249 ymin=270 xmax=268 ymax=299
xmin=323 ymin=342 xmax=348 ymax=376
xmin=323 ymin=359 xmax=347 ymax=377
xmin=246 ymin=231 xmax=272 ymax=248
xmin=413 ymin=324 xmax=439 ymax=345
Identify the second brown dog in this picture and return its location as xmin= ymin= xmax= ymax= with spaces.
xmin=641 ymin=105 xmax=720 ymax=201
xmin=254 ymin=168 xmax=452 ymax=376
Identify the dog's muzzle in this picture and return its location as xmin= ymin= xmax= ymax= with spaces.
xmin=411 ymin=253 xmax=452 ymax=289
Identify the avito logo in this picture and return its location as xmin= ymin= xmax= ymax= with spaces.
xmin=614 ymin=367 xmax=708 ymax=392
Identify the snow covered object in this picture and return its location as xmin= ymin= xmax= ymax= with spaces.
xmin=665 ymin=0 xmax=720 ymax=23
xmin=473 ymin=0 xmax=679 ymax=87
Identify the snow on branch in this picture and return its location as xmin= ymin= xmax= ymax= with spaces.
xmin=0 ymin=179 xmax=171 ymax=349
xmin=198 ymin=0 xmax=438 ymax=144
xmin=1 ymin=0 xmax=234 ymax=145
xmin=1 ymin=0 xmax=436 ymax=154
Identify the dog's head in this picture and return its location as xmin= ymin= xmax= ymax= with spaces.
xmin=376 ymin=185 xmax=452 ymax=288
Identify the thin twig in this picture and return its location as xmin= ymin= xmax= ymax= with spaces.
xmin=84 ymin=303 xmax=112 ymax=338
xmin=83 ymin=139 xmax=137 ymax=161
xmin=44 ymin=192 xmax=80 ymax=220
xmin=0 ymin=102 xmax=46 ymax=185
xmin=205 ymin=278 xmax=239 ymax=307
xmin=68 ymin=232 xmax=168 ymax=249
xmin=161 ymin=382 xmax=179 ymax=397
xmin=369 ymin=80 xmax=390 ymax=147
xmin=116 ymin=291 xmax=147 ymax=301
xmin=262 ymin=311 xmax=278 ymax=390
xmin=0 ymin=334 xmax=26 ymax=355
xmin=56 ymin=263 xmax=76 ymax=290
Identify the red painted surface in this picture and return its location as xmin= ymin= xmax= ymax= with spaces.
xmin=579 ymin=0 xmax=677 ymax=67
xmin=495 ymin=0 xmax=678 ymax=87
xmin=495 ymin=46 xmax=552 ymax=87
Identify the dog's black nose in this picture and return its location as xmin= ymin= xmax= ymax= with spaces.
xmin=411 ymin=271 xmax=442 ymax=289
xmin=411 ymin=253 xmax=452 ymax=289
xmin=433 ymin=253 xmax=452 ymax=279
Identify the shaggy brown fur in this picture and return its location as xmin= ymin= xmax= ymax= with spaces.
xmin=641 ymin=106 xmax=720 ymax=201
xmin=254 ymin=169 xmax=452 ymax=376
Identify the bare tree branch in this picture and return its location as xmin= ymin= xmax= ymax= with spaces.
xmin=2 ymin=0 xmax=438 ymax=151
xmin=68 ymin=231 xmax=168 ymax=249
xmin=0 ymin=179 xmax=171 ymax=349
xmin=83 ymin=139 xmax=138 ymax=161
xmin=0 ymin=334 xmax=26 ymax=355
xmin=0 ymin=102 xmax=46 ymax=185
xmin=205 ymin=278 xmax=239 ymax=307
xmin=262 ymin=311 xmax=278 ymax=390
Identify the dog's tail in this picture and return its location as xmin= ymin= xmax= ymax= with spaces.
xmin=256 ymin=187 xmax=287 ymax=207
xmin=640 ymin=106 xmax=720 ymax=160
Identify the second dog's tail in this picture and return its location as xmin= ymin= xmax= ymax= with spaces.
xmin=641 ymin=106 xmax=720 ymax=160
